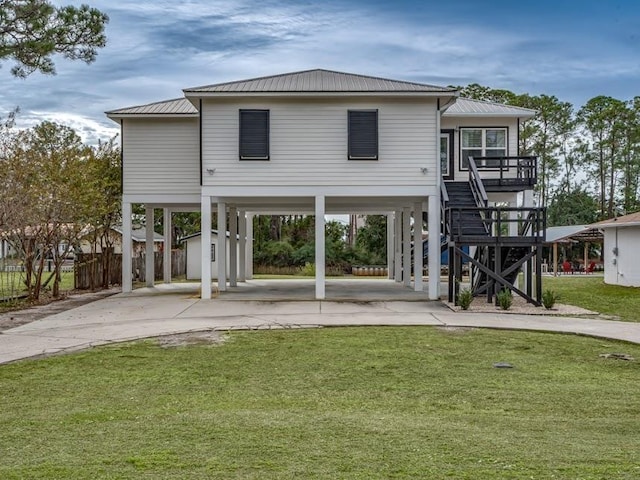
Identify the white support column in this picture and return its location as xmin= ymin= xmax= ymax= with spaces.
xmin=246 ymin=213 xmax=254 ymax=280
xmin=402 ymin=206 xmax=411 ymax=287
xmin=428 ymin=194 xmax=441 ymax=300
xmin=387 ymin=213 xmax=394 ymax=280
xmin=238 ymin=210 xmax=246 ymax=282
xmin=217 ymin=201 xmax=227 ymax=292
xmin=315 ymin=195 xmax=325 ymax=299
xmin=394 ymin=209 xmax=402 ymax=282
xmin=200 ymin=196 xmax=212 ymax=299
xmin=414 ymin=202 xmax=424 ymax=292
xmin=145 ymin=206 xmax=154 ymax=287
xmin=122 ymin=201 xmax=133 ymax=293
xmin=163 ymin=208 xmax=171 ymax=283
xmin=229 ymin=206 xmax=238 ymax=287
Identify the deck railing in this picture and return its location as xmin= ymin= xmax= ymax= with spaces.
xmin=470 ymin=156 xmax=537 ymax=187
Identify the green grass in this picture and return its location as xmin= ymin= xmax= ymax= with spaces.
xmin=543 ymin=276 xmax=640 ymax=322
xmin=0 ymin=271 xmax=74 ymax=298
xmin=1 ymin=327 xmax=639 ymax=479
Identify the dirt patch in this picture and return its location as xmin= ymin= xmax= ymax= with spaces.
xmin=444 ymin=295 xmax=598 ymax=316
xmin=0 ymin=288 xmax=120 ymax=332
xmin=155 ymin=330 xmax=227 ymax=348
xmin=436 ymin=326 xmax=476 ymax=335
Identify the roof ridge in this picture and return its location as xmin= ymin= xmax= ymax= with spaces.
xmin=183 ymin=68 xmax=458 ymax=92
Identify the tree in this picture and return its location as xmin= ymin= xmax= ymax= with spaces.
xmin=355 ymin=215 xmax=387 ymax=264
xmin=0 ymin=0 xmax=108 ymax=77
xmin=519 ymin=94 xmax=575 ymax=207
xmin=577 ymin=96 xmax=629 ymax=218
xmin=547 ymin=189 xmax=600 ymax=226
xmin=1 ymin=120 xmax=120 ymax=299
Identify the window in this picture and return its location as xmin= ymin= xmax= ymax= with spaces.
xmin=239 ymin=110 xmax=269 ymax=160
xmin=348 ymin=110 xmax=378 ymax=160
xmin=460 ymin=128 xmax=507 ymax=169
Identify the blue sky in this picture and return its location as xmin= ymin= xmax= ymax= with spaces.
xmin=1 ymin=0 xmax=638 ymax=143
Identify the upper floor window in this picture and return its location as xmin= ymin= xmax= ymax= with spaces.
xmin=348 ymin=110 xmax=378 ymax=160
xmin=460 ymin=128 xmax=507 ymax=169
xmin=239 ymin=109 xmax=269 ymax=160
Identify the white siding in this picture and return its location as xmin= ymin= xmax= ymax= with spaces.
xmin=201 ymin=98 xmax=437 ymax=187
xmin=604 ymin=227 xmax=640 ymax=287
xmin=123 ymin=118 xmax=200 ymax=195
xmin=185 ymin=234 xmax=238 ymax=280
xmin=441 ymin=116 xmax=519 ymax=183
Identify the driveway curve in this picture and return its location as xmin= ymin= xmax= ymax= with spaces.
xmin=1 ymin=290 xmax=639 ymax=364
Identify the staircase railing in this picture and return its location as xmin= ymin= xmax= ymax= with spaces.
xmin=468 ymin=157 xmax=488 ymax=208
xmin=440 ymin=180 xmax=450 ymax=238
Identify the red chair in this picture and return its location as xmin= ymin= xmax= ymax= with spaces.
xmin=562 ymin=260 xmax=573 ymax=274
xmin=585 ymin=261 xmax=596 ymax=274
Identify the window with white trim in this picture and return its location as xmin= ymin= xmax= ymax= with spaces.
xmin=460 ymin=128 xmax=507 ymax=169
xmin=239 ymin=109 xmax=269 ymax=160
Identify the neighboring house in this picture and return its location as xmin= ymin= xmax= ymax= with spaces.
xmin=591 ymin=212 xmax=640 ymax=287
xmin=107 ymin=69 xmax=542 ymax=302
xmin=79 ymin=226 xmax=164 ymax=257
xmin=0 ymin=238 xmax=14 ymax=259
xmin=182 ymin=231 xmax=240 ymax=280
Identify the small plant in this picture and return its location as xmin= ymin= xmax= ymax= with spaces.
xmin=542 ymin=289 xmax=560 ymax=310
xmin=301 ymin=262 xmax=316 ymax=277
xmin=457 ymin=288 xmax=473 ymax=310
xmin=497 ymin=288 xmax=513 ymax=310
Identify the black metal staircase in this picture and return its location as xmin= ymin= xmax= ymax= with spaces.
xmin=443 ymin=157 xmax=546 ymax=306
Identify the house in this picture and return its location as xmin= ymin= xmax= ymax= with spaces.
xmin=78 ymin=226 xmax=164 ymax=257
xmin=591 ymin=212 xmax=640 ymax=287
xmin=182 ymin=231 xmax=241 ymax=280
xmin=107 ymin=69 xmax=542 ymax=302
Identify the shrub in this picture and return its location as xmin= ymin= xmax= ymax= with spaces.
xmin=301 ymin=262 xmax=316 ymax=276
xmin=457 ymin=288 xmax=473 ymax=310
xmin=497 ymin=288 xmax=513 ymax=310
xmin=542 ymin=289 xmax=560 ymax=309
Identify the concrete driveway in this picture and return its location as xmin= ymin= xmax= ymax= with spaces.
xmin=1 ymin=282 xmax=639 ymax=364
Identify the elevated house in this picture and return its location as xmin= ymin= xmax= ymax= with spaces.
xmin=107 ymin=69 xmax=543 ymax=303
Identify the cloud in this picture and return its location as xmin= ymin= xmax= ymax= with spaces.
xmin=2 ymin=0 xmax=639 ymax=144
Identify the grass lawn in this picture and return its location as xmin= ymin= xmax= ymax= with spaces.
xmin=543 ymin=275 xmax=640 ymax=322
xmin=1 ymin=327 xmax=639 ymax=479
xmin=0 ymin=271 xmax=74 ymax=298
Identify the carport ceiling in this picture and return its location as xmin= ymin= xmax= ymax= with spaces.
xmin=213 ymin=196 xmax=427 ymax=214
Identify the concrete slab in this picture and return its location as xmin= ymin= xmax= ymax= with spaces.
xmin=2 ymin=279 xmax=640 ymax=365
xmin=179 ymin=300 xmax=321 ymax=318
xmin=433 ymin=312 xmax=640 ymax=344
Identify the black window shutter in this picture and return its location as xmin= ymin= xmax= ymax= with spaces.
xmin=348 ymin=110 xmax=378 ymax=160
xmin=239 ymin=110 xmax=269 ymax=160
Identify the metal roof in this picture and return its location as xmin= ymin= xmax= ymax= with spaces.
xmin=541 ymin=225 xmax=603 ymax=244
xmin=444 ymin=97 xmax=536 ymax=117
xmin=184 ymin=69 xmax=458 ymax=94
xmin=106 ymin=98 xmax=198 ymax=117
xmin=112 ymin=226 xmax=164 ymax=243
xmin=591 ymin=211 xmax=640 ymax=229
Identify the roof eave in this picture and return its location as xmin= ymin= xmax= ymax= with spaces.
xmin=593 ymin=221 xmax=640 ymax=229
xmin=443 ymin=112 xmax=536 ymax=118
xmin=106 ymin=113 xmax=199 ymax=120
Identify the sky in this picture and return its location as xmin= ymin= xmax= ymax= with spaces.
xmin=1 ymin=0 xmax=639 ymax=144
